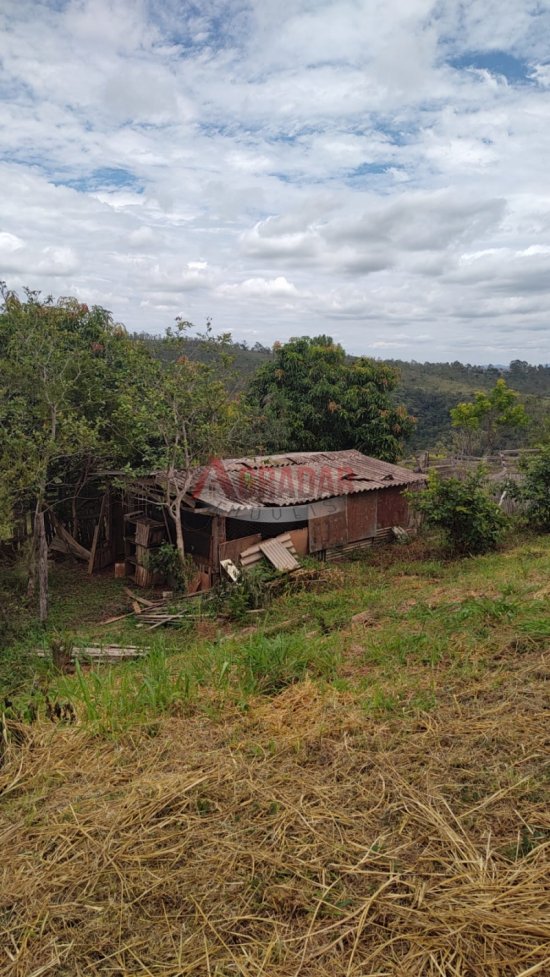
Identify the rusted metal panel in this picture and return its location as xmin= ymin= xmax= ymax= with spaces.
xmin=259 ymin=538 xmax=299 ymax=571
xmin=376 ymin=487 xmax=409 ymax=529
xmin=308 ymin=498 xmax=347 ymax=553
xmin=347 ymin=493 xmax=378 ymax=542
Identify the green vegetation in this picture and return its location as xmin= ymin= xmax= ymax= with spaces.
xmin=3 ymin=534 xmax=549 ymax=730
xmin=138 ymin=336 xmax=550 ymax=450
xmin=247 ymin=334 xmax=415 ymax=460
xmin=515 ymin=446 xmax=550 ymax=530
xmin=450 ymin=377 xmax=528 ymax=454
xmin=390 ymin=358 xmax=550 ymax=449
xmin=0 ymin=287 xmax=251 ymax=621
xmin=409 ymin=469 xmax=509 ymax=555
xmin=119 ymin=319 xmax=250 ymax=560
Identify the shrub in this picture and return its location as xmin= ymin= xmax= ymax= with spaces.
xmin=517 ymin=447 xmax=550 ymax=531
xmin=145 ymin=544 xmax=195 ymax=591
xmin=409 ymin=469 xmax=508 ymax=556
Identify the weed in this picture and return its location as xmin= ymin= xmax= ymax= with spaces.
xmin=362 ymin=688 xmax=400 ymax=715
xmin=53 ymin=652 xmax=194 ymax=735
xmin=238 ymin=631 xmax=338 ymax=695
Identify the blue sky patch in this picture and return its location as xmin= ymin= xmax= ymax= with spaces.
xmin=56 ymin=167 xmax=143 ymax=193
xmin=450 ymin=50 xmax=531 ymax=83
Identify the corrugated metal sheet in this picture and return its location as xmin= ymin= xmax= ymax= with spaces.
xmin=177 ymin=450 xmax=425 ymax=511
xmin=259 ymin=538 xmax=299 ymax=571
xmin=239 ymin=532 xmax=298 ymax=569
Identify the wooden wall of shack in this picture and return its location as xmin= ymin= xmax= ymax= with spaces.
xmin=207 ymin=485 xmax=417 ymax=569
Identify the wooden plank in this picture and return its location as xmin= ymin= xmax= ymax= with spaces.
xmin=240 ymin=532 xmax=292 ymax=561
xmin=347 ymin=493 xmax=377 ymax=543
xmin=308 ymin=498 xmax=347 ymax=553
xmin=49 ymin=512 xmax=91 ymax=562
xmin=123 ymin=588 xmax=155 ymax=607
xmin=219 ymin=534 xmax=262 ymax=564
xmin=187 ymin=571 xmax=202 ymax=594
xmin=288 ymin=527 xmax=308 ymax=557
xmin=88 ymin=493 xmax=108 ymax=575
xmin=209 ymin=515 xmax=226 ymax=567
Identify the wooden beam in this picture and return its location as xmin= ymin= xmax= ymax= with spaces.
xmin=88 ymin=492 xmax=108 ymax=575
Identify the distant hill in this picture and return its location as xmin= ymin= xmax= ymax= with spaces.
xmin=388 ymin=359 xmax=550 ymax=449
xmin=134 ymin=334 xmax=550 ymax=451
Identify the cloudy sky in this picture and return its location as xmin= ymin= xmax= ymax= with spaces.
xmin=1 ymin=0 xmax=550 ymax=362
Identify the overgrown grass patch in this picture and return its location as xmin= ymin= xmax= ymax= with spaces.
xmin=3 ymin=535 xmax=550 ymax=732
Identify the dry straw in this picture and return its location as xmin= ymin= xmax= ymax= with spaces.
xmin=1 ymin=654 xmax=549 ymax=977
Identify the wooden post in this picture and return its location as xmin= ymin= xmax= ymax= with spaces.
xmin=38 ymin=509 xmax=48 ymax=624
xmin=88 ymin=492 xmax=108 ymax=575
xmin=210 ymin=516 xmax=226 ymax=570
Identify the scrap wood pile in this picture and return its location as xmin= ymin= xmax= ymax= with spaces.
xmin=112 ymin=546 xmax=338 ymax=631
xmin=1 ymin=666 xmax=549 ymax=977
xmin=100 ymin=587 xmax=209 ymax=631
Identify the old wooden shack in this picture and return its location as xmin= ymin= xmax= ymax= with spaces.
xmin=125 ymin=450 xmax=426 ymax=583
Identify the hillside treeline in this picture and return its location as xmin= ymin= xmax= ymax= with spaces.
xmin=136 ymin=333 xmax=550 ymax=450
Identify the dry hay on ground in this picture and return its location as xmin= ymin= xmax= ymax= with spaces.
xmin=1 ymin=651 xmax=549 ymax=977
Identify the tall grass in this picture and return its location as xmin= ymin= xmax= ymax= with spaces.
xmin=54 ymin=652 xmax=194 ymax=735
xmin=49 ymin=629 xmax=339 ymax=734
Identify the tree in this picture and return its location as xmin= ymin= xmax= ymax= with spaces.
xmin=409 ymin=469 xmax=508 ymax=555
xmin=247 ymin=336 xmax=415 ymax=461
xmin=0 ymin=284 xmax=147 ymax=621
xmin=450 ymin=378 xmax=528 ymax=456
xmin=118 ymin=321 xmax=249 ymax=562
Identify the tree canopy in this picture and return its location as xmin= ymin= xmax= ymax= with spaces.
xmin=247 ymin=336 xmax=415 ymax=462
xmin=118 ymin=320 xmax=249 ymax=558
xmin=0 ymin=287 xmax=246 ymax=616
xmin=450 ymin=378 xmax=528 ymax=455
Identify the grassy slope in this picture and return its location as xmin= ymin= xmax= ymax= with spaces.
xmin=1 ymin=538 xmax=549 ymax=975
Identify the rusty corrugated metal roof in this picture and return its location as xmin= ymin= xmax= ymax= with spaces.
xmin=175 ymin=450 xmax=426 ymax=511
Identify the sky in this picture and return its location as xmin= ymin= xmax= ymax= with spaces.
xmin=1 ymin=0 xmax=550 ymax=363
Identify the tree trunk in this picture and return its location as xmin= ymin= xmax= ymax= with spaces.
xmin=37 ymin=509 xmax=49 ymax=624
xmin=27 ymin=505 xmax=39 ymax=599
xmin=174 ymin=502 xmax=185 ymax=561
xmin=72 ymin=495 xmax=79 ymax=542
xmin=27 ymin=538 xmax=37 ymax=599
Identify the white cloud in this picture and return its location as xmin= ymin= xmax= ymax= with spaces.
xmin=0 ymin=0 xmax=549 ymax=361
xmin=0 ymin=232 xmax=24 ymax=253
xmin=219 ymin=276 xmax=299 ymax=298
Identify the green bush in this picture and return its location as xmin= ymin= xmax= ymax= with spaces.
xmin=145 ymin=544 xmax=195 ymax=591
xmin=518 ymin=448 xmax=550 ymax=531
xmin=409 ymin=470 xmax=508 ymax=556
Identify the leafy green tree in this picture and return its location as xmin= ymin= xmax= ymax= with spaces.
xmin=118 ymin=321 xmax=249 ymax=561
xmin=450 ymin=378 xmax=528 ymax=455
xmin=0 ymin=284 xmax=148 ymax=621
xmin=409 ymin=469 xmax=508 ymax=555
xmin=247 ymin=336 xmax=414 ymax=461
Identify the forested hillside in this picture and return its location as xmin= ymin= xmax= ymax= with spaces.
xmin=137 ymin=334 xmax=550 ymax=451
